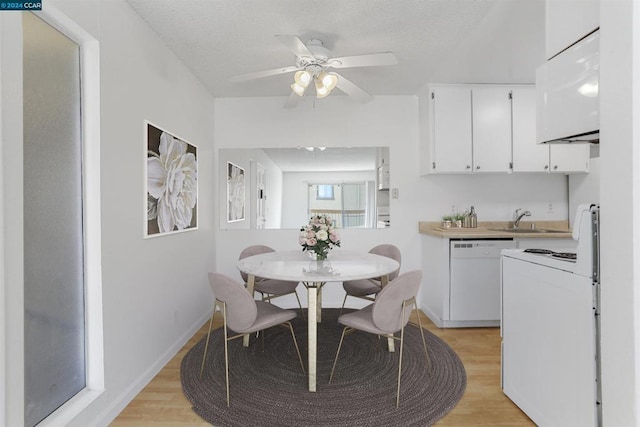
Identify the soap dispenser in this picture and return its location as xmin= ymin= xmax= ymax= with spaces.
xmin=469 ymin=206 xmax=478 ymax=228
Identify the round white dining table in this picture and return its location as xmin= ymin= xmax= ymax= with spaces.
xmin=237 ymin=249 xmax=400 ymax=392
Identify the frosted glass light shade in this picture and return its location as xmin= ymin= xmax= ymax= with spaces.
xmin=294 ymin=70 xmax=312 ymax=87
xmin=291 ymin=82 xmax=306 ymax=96
xmin=318 ymin=71 xmax=338 ymax=91
xmin=315 ymin=79 xmax=330 ymax=98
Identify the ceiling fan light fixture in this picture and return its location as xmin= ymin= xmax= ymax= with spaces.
xmin=294 ymin=70 xmax=311 ymax=87
xmin=318 ymin=71 xmax=338 ymax=91
xmin=291 ymin=82 xmax=306 ymax=96
xmin=315 ymin=79 xmax=330 ymax=98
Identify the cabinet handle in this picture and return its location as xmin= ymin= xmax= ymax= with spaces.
xmin=544 ymin=165 xmax=549 ymax=170
xmin=466 ymin=165 xmax=471 ymax=170
xmin=476 ymin=165 xmax=480 ymax=170
xmin=553 ymin=165 xmax=558 ymax=170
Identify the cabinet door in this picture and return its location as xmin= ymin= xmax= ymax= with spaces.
xmin=546 ymin=0 xmax=599 ymax=59
xmin=550 ymin=144 xmax=590 ymax=173
xmin=430 ymin=86 xmax=472 ymax=173
xmin=471 ymin=86 xmax=513 ymax=172
xmin=377 ymin=165 xmax=390 ymax=190
xmin=512 ymin=87 xmax=550 ymax=172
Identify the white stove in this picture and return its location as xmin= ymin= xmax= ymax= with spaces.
xmin=500 ymin=204 xmax=601 ymax=427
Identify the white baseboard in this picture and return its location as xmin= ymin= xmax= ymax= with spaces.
xmin=94 ymin=310 xmax=212 ymax=426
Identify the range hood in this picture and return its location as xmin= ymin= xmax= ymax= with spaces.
xmin=536 ymin=31 xmax=600 ymax=144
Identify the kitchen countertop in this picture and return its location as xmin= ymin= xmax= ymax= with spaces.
xmin=418 ymin=220 xmax=573 ymax=239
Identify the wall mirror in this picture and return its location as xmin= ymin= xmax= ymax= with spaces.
xmin=219 ymin=147 xmax=390 ymax=230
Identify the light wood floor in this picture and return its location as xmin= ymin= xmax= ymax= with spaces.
xmin=111 ymin=311 xmax=535 ymax=426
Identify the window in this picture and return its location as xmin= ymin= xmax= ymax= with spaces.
xmin=316 ymin=184 xmax=335 ymax=200
xmin=308 ymin=182 xmax=373 ymax=228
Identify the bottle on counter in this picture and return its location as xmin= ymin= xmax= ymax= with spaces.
xmin=469 ymin=206 xmax=478 ymax=228
xmin=463 ymin=210 xmax=471 ymax=228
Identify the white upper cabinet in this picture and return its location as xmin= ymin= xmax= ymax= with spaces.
xmin=427 ymin=84 xmax=590 ymax=175
xmin=546 ymin=0 xmax=599 ymax=59
xmin=512 ymin=86 xmax=590 ymax=173
xmin=550 ymin=144 xmax=590 ymax=173
xmin=472 ymin=86 xmax=512 ymax=173
xmin=429 ymin=85 xmax=511 ymax=173
xmin=429 ymin=86 xmax=473 ymax=173
xmin=512 ymin=86 xmax=550 ymax=172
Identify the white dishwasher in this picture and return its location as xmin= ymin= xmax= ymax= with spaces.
xmin=449 ymin=240 xmax=516 ymax=322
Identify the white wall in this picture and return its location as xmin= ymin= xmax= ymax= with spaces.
xmin=599 ymin=0 xmax=640 ymax=424
xmin=1 ymin=1 xmax=216 ymax=425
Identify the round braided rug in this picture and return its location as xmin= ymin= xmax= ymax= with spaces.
xmin=181 ymin=309 xmax=466 ymax=426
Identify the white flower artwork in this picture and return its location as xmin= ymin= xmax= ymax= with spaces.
xmin=227 ymin=162 xmax=245 ymax=222
xmin=146 ymin=122 xmax=198 ymax=237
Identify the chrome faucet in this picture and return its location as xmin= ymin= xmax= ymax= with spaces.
xmin=513 ymin=208 xmax=531 ymax=228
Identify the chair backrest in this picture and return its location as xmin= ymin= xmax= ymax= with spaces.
xmin=369 ymin=244 xmax=402 ymax=281
xmin=208 ymin=272 xmax=257 ymax=332
xmin=238 ymin=245 xmax=275 ymax=282
xmin=371 ymin=270 xmax=422 ymax=333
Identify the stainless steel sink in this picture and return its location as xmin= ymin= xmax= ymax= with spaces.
xmin=488 ymin=228 xmax=565 ymax=234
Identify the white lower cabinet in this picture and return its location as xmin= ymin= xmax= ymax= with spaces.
xmin=422 ymin=236 xmax=516 ymax=328
xmin=421 ymin=235 xmax=575 ymax=328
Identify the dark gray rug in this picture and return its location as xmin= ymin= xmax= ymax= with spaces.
xmin=181 ymin=309 xmax=466 ymax=426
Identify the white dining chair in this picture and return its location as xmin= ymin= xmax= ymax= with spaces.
xmin=339 ymin=244 xmax=401 ymax=314
xmin=200 ymin=272 xmax=305 ymax=406
xmin=240 ymin=245 xmax=305 ymax=318
xmin=329 ymin=270 xmax=430 ymax=407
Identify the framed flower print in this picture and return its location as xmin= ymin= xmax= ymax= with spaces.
xmin=145 ymin=122 xmax=198 ymax=237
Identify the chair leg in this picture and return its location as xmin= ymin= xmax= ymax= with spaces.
xmin=329 ymin=326 xmax=349 ymax=383
xmin=396 ymin=326 xmax=405 ymax=408
xmin=397 ymin=301 xmax=408 ymax=408
xmin=285 ymin=321 xmax=306 ymax=374
xmin=222 ymin=303 xmax=231 ymax=406
xmin=199 ymin=299 xmax=219 ymax=379
xmin=413 ymin=308 xmax=432 ymax=372
xmin=338 ymin=293 xmax=348 ymax=317
xmin=293 ymin=290 xmax=306 ymax=320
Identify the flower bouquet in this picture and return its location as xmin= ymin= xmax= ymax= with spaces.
xmin=299 ymin=214 xmax=341 ymax=261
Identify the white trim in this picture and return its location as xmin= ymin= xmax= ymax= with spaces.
xmin=0 ymin=12 xmax=25 ymax=426
xmin=30 ymin=4 xmax=106 ymax=424
xmin=0 ymin=16 xmax=6 ymax=427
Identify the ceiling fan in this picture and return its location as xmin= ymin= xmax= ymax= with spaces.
xmin=229 ymin=35 xmax=397 ymax=107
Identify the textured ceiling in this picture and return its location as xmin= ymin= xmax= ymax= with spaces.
xmin=125 ymin=0 xmax=545 ymax=99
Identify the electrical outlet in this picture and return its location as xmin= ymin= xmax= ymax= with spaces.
xmin=547 ymin=202 xmax=554 ymax=213
xmin=391 ymin=188 xmax=399 ymax=199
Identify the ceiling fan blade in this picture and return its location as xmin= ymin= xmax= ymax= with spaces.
xmin=229 ymin=65 xmax=300 ymax=82
xmin=275 ymin=34 xmax=315 ymax=60
xmin=328 ymin=52 xmax=397 ymax=69
xmin=334 ymin=73 xmax=373 ymax=103
xmin=284 ymin=91 xmax=302 ymax=108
